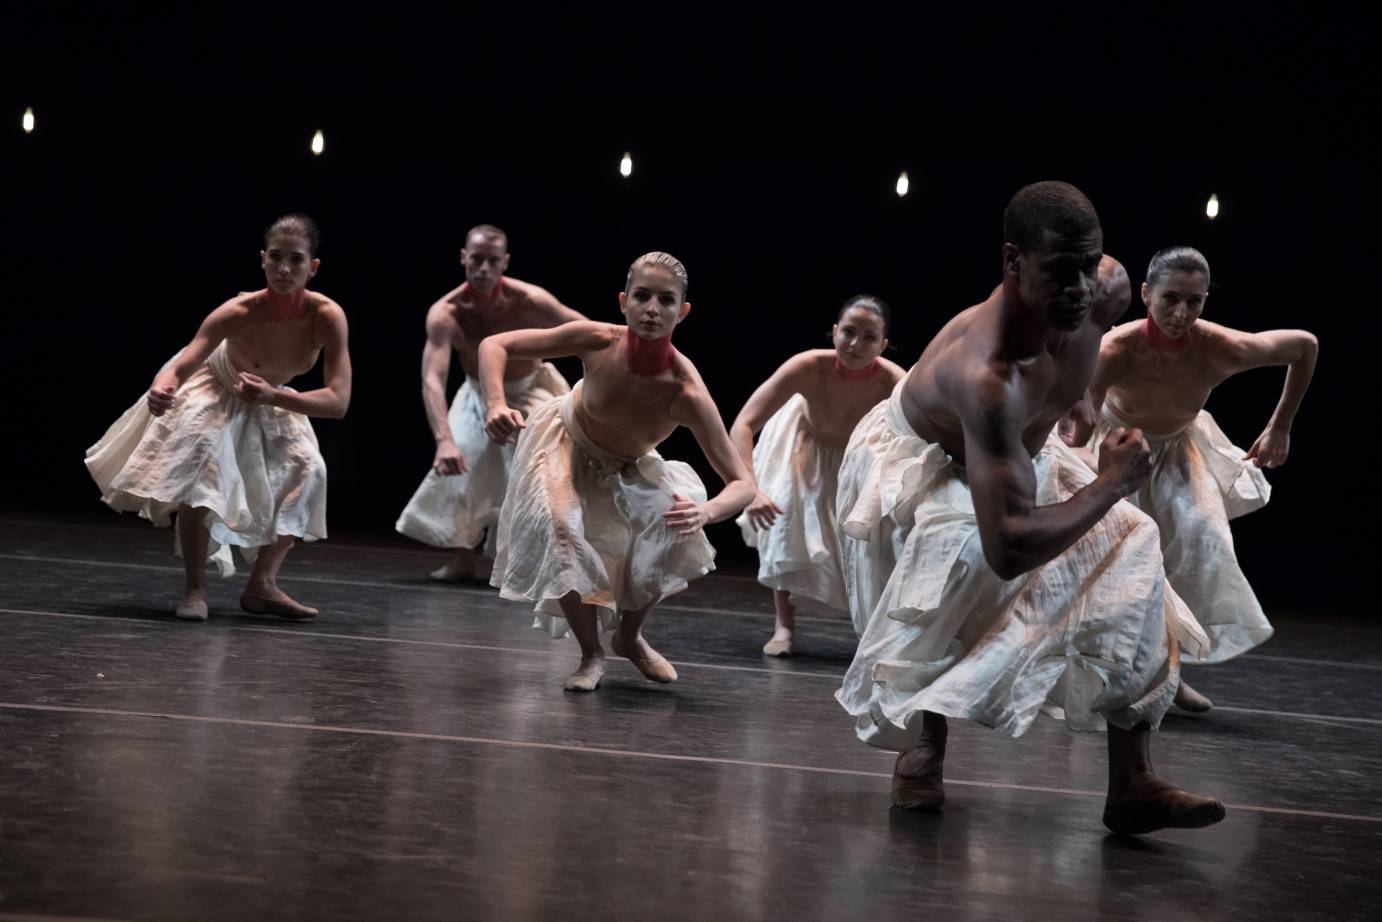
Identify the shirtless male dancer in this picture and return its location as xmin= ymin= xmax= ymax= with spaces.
xmin=396 ymin=224 xmax=585 ymax=579
xmin=836 ymin=182 xmax=1224 ymax=834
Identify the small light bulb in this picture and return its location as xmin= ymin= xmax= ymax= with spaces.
xmin=896 ymin=171 xmax=910 ymax=197
xmin=22 ymin=107 xmax=35 ymax=134
xmin=620 ymin=152 xmax=632 ymax=178
xmin=311 ymin=130 xmax=325 ymax=155
xmin=1206 ymin=193 xmax=1220 ymax=219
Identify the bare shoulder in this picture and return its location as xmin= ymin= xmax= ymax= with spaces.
xmin=310 ymin=293 xmax=345 ymax=318
xmin=1196 ymin=319 xmax=1260 ymax=367
xmin=954 ymin=353 xmax=1017 ymax=425
xmin=1196 ymin=319 xmax=1244 ymax=343
xmin=310 ymin=295 xmax=348 ymax=332
xmin=791 ymin=349 xmax=835 ymax=375
xmin=924 ymin=309 xmax=982 ymax=388
xmin=206 ymin=293 xmax=254 ymax=330
xmin=425 ymin=288 xmax=464 ymax=330
xmin=669 ymin=352 xmax=722 ymax=425
xmin=501 ymin=276 xmax=545 ymax=303
xmin=1091 ymin=256 xmax=1132 ymax=327
xmin=558 ymin=319 xmax=621 ymax=355
xmin=879 ymin=356 xmax=908 ymax=383
xmin=1101 ymin=320 xmax=1140 ymax=356
xmin=671 ymin=348 xmax=708 ymax=388
xmin=219 ymin=292 xmax=256 ymax=316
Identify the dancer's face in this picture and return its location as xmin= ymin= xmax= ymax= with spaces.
xmin=832 ymin=306 xmax=888 ymax=369
xmin=1004 ymin=229 xmax=1104 ymax=331
xmin=461 ymin=234 xmax=510 ymax=293
xmin=618 ymin=266 xmax=689 ymax=340
xmin=1142 ymin=270 xmax=1208 ymax=339
xmin=259 ymin=234 xmax=318 ymax=293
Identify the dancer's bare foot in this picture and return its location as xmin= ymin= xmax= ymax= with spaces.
xmin=240 ymin=587 xmax=318 ymax=620
xmin=175 ymin=589 xmax=209 ymax=621
xmin=1173 ymin=681 xmax=1214 ymax=713
xmin=564 ymin=656 xmax=605 ymax=692
xmin=762 ymin=627 xmax=794 ymax=657
xmin=611 ymin=632 xmax=677 ymax=684
xmin=1103 ymin=774 xmax=1226 ymax=835
xmin=892 ymin=737 xmax=946 ymax=812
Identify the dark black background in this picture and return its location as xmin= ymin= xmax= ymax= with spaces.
xmin=1 ymin=5 xmax=1373 ymax=609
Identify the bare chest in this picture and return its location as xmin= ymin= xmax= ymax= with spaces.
xmin=226 ymin=319 xmax=321 ymax=385
xmin=802 ymin=378 xmax=892 ymax=445
xmin=1106 ymin=351 xmax=1213 ymax=422
xmin=578 ymin=366 xmax=681 ymax=453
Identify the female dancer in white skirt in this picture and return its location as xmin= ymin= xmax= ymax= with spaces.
xmin=479 ymin=252 xmax=754 ymax=691
xmin=85 ymin=214 xmax=352 ymax=621
xmin=730 ymin=296 xmax=905 ymax=656
xmin=1068 ymin=246 xmax=1317 ymax=711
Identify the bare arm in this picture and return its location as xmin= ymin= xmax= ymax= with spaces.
xmin=728 ymin=354 xmax=817 ymax=530
xmin=413 ymin=304 xmax=471 ymax=475
xmin=1214 ymin=327 xmax=1319 ymax=467
xmin=666 ymin=384 xmax=757 ymax=535
xmin=1089 ymin=256 xmax=1132 ymax=329
xmin=147 ymin=300 xmax=248 ymax=415
xmin=479 ymin=321 xmax=613 ymax=442
xmin=247 ymin=303 xmax=352 ymax=419
xmin=420 ymin=305 xmax=458 ymax=444
xmin=728 ymin=354 xmax=815 ymax=473
xmin=1060 ymin=334 xmax=1122 ymax=449
xmin=961 ymin=373 xmax=1148 ymax=580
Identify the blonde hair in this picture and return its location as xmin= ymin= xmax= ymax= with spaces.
xmin=625 ymin=251 xmax=688 ymax=299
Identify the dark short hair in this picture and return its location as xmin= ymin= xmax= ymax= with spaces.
xmin=1002 ymin=181 xmax=1101 ymax=252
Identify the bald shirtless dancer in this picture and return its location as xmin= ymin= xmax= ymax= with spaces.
xmin=836 ymin=182 xmax=1224 ymax=835
xmin=1069 ymin=246 xmax=1318 ymax=711
xmin=396 ymin=224 xmax=585 ymax=580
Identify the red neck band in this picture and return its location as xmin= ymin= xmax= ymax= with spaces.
xmin=263 ymin=286 xmax=308 ymax=321
xmin=625 ymin=330 xmax=676 ymax=376
xmin=834 ymin=356 xmax=880 ymax=381
xmin=1142 ymin=317 xmax=1190 ymax=352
